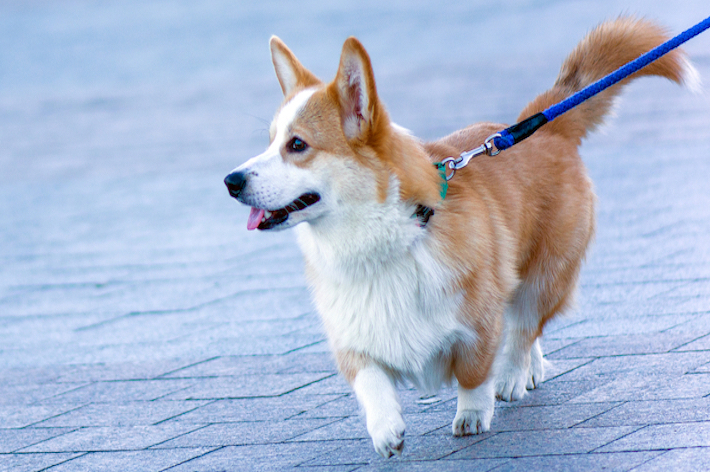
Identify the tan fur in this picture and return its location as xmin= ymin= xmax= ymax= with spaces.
xmin=266 ymin=17 xmax=690 ymax=412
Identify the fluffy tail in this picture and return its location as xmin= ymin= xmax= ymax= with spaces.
xmin=518 ymin=17 xmax=698 ymax=145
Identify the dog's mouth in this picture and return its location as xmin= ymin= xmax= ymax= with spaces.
xmin=247 ymin=193 xmax=321 ymax=231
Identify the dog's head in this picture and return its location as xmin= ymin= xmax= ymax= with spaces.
xmin=225 ymin=36 xmax=441 ymax=231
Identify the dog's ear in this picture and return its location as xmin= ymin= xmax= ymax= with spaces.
xmin=331 ymin=37 xmax=385 ymax=142
xmin=270 ymin=36 xmax=320 ymax=96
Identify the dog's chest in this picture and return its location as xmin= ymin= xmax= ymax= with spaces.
xmin=297 ymin=226 xmax=470 ymax=383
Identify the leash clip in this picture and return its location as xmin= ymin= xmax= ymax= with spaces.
xmin=440 ymin=132 xmax=502 ymax=181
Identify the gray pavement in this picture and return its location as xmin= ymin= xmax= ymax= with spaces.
xmin=1 ymin=1 xmax=710 ymax=470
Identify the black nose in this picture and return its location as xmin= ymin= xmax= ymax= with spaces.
xmin=224 ymin=171 xmax=247 ymax=199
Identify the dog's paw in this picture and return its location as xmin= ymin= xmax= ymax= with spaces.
xmin=368 ymin=412 xmax=406 ymax=458
xmin=452 ymin=407 xmax=493 ymax=436
xmin=527 ymin=341 xmax=546 ymax=390
xmin=495 ymin=365 xmax=529 ymax=402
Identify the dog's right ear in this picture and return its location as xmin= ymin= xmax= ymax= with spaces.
xmin=270 ymin=36 xmax=320 ymax=96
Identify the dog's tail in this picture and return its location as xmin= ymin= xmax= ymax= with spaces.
xmin=517 ymin=17 xmax=699 ymax=145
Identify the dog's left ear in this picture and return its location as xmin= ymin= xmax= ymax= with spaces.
xmin=270 ymin=36 xmax=320 ymax=96
xmin=331 ymin=37 xmax=385 ymax=142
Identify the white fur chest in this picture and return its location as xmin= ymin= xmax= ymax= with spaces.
xmin=296 ymin=218 xmax=471 ymax=390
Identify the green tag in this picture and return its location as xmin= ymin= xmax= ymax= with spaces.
xmin=435 ymin=163 xmax=448 ymax=200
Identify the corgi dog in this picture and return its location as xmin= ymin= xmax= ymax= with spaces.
xmin=225 ymin=17 xmax=694 ymax=457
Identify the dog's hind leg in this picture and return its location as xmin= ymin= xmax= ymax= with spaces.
xmin=495 ymin=262 xmax=579 ymax=401
xmin=495 ymin=286 xmax=543 ymax=402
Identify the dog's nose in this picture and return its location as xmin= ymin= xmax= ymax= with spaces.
xmin=224 ymin=171 xmax=247 ymax=198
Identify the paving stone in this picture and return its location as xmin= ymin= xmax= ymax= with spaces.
xmin=0 ymin=404 xmax=82 ymax=429
xmin=160 ymin=352 xmax=337 ymax=378
xmin=153 ymin=418 xmax=338 ymax=448
xmin=488 ymin=402 xmax=620 ymax=432
xmin=567 ymin=372 xmax=710 ymax=404
xmin=164 ymin=395 xmax=343 ymax=423
xmin=446 ymin=426 xmax=639 ymax=459
xmin=0 ymin=452 xmax=82 ymax=472
xmin=0 ymin=428 xmax=76 ymax=454
xmin=545 ymin=332 xmax=706 ymax=359
xmin=163 ymin=443 xmax=343 ymax=471
xmin=597 ymin=422 xmax=710 ymax=452
xmin=490 ymin=451 xmax=663 ymax=472
xmin=353 ymin=458 xmax=508 ymax=472
xmin=289 ymin=416 xmax=369 ymax=442
xmin=162 ymin=373 xmax=335 ymax=400
xmin=289 ymin=394 xmax=360 ymax=420
xmin=33 ymin=401 xmax=209 ymax=428
xmin=632 ymin=447 xmax=710 ymax=472
xmin=40 ymin=448 xmax=217 ymax=472
xmin=41 ymin=379 xmax=198 ymax=404
xmin=19 ymin=424 xmax=205 ymax=453
xmin=578 ymin=398 xmax=710 ymax=428
xmin=546 ymin=352 xmax=710 ymax=383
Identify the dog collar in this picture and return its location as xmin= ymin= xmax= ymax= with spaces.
xmin=413 ymin=204 xmax=434 ymax=227
xmin=434 ymin=162 xmax=449 ymax=199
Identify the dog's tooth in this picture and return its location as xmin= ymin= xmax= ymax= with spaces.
xmin=264 ymin=210 xmax=272 ymax=219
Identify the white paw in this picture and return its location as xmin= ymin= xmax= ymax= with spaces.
xmin=368 ymin=412 xmax=406 ymax=458
xmin=495 ymin=364 xmax=529 ymax=402
xmin=527 ymin=340 xmax=546 ymax=390
xmin=452 ymin=407 xmax=493 ymax=436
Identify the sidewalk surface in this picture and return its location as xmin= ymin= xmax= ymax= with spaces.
xmin=2 ymin=1 xmax=710 ymax=471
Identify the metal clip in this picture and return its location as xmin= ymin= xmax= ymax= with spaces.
xmin=439 ymin=132 xmax=503 ymax=181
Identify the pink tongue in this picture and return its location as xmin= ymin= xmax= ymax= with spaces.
xmin=247 ymin=207 xmax=265 ymax=231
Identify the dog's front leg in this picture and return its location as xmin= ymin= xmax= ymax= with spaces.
xmin=339 ymin=352 xmax=405 ymax=458
xmin=452 ymin=375 xmax=495 ymax=436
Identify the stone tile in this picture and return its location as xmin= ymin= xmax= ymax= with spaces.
xmin=353 ymin=458 xmax=508 ymax=472
xmin=34 ymin=401 xmax=208 ymax=427
xmin=40 ymin=448 xmax=216 ymax=472
xmin=160 ymin=352 xmax=337 ymax=378
xmin=543 ymin=358 xmax=596 ymax=380
xmin=546 ymin=332 xmax=705 ymax=359
xmin=488 ymin=402 xmax=620 ymax=432
xmin=153 ymin=418 xmax=338 ymax=448
xmin=163 ymin=373 xmax=335 ymax=400
xmin=0 ymin=404 xmax=82 ymax=428
xmin=579 ymin=398 xmax=710 ymax=428
xmin=0 ymin=381 xmax=91 ymax=406
xmin=447 ymin=426 xmax=638 ymax=459
xmin=0 ymin=428 xmax=75 ymax=453
xmin=598 ymin=422 xmax=710 ymax=452
xmin=546 ymin=313 xmax=695 ymax=338
xmin=633 ymin=447 xmax=710 ymax=472
xmin=52 ymin=359 xmax=210 ymax=383
xmin=289 ymin=417 xmax=369 ymax=442
xmin=43 ymin=379 xmax=197 ymax=403
xmin=20 ymin=424 xmax=204 ymax=453
xmin=289 ymin=394 xmax=359 ymax=420
xmin=164 ymin=443 xmax=342 ymax=471
xmin=491 ymin=451 xmax=663 ymax=472
xmin=547 ymin=352 xmax=710 ymax=383
xmin=568 ymin=373 xmax=710 ymax=403
xmin=165 ymin=395 xmax=343 ymax=423
xmin=0 ymin=453 xmax=82 ymax=472
xmin=280 ymin=373 xmax=352 ymax=396
xmin=674 ymin=333 xmax=710 ymax=351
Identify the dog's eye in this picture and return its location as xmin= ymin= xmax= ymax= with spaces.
xmin=288 ymin=137 xmax=308 ymax=153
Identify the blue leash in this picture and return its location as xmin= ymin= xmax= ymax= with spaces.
xmin=439 ymin=15 xmax=710 ymax=184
